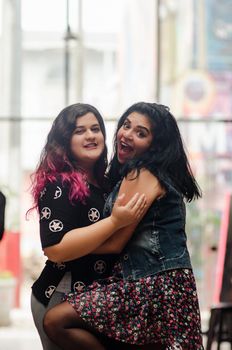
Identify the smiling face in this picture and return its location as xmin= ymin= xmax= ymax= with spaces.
xmin=70 ymin=112 xmax=105 ymax=170
xmin=117 ymin=112 xmax=153 ymax=164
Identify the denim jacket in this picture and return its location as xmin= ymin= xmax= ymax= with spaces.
xmin=104 ymin=173 xmax=192 ymax=280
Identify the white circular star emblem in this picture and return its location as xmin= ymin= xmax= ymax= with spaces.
xmin=49 ymin=219 xmax=63 ymax=232
xmin=40 ymin=187 xmax=47 ymax=199
xmin=54 ymin=186 xmax=62 ymax=199
xmin=41 ymin=207 xmax=51 ymax=220
xmin=45 ymin=285 xmax=56 ymax=299
xmin=53 ymin=262 xmax=66 ymax=270
xmin=94 ymin=260 xmax=106 ymax=274
xmin=73 ymin=281 xmax=85 ymax=293
xmin=88 ymin=208 xmax=100 ymax=222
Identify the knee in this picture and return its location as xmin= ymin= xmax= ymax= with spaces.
xmin=43 ymin=308 xmax=60 ymax=340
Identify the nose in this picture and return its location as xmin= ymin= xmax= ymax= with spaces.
xmin=123 ymin=128 xmax=133 ymax=140
xmin=85 ymin=129 xmax=95 ymax=139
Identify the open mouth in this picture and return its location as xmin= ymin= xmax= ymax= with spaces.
xmin=117 ymin=140 xmax=134 ymax=163
xmin=84 ymin=142 xmax=97 ymax=149
xmin=119 ymin=140 xmax=133 ymax=153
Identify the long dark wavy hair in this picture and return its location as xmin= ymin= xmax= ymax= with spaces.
xmin=30 ymin=103 xmax=108 ymax=210
xmin=107 ymin=102 xmax=201 ymax=202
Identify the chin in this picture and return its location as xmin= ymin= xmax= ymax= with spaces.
xmin=118 ymin=157 xmax=127 ymax=165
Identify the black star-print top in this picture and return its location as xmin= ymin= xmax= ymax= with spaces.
xmin=32 ymin=178 xmax=117 ymax=306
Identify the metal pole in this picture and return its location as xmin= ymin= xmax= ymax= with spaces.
xmin=76 ymin=0 xmax=83 ymax=102
xmin=156 ymin=0 xmax=161 ymax=103
xmin=1 ymin=0 xmax=22 ymax=231
xmin=64 ymin=0 xmax=70 ymax=105
xmin=64 ymin=0 xmax=79 ymax=105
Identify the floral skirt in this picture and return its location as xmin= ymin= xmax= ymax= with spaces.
xmin=65 ymin=268 xmax=204 ymax=349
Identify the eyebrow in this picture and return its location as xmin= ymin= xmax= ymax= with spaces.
xmin=75 ymin=123 xmax=100 ymax=129
xmin=137 ymin=126 xmax=150 ymax=133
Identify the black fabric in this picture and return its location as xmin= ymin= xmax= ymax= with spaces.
xmin=32 ymin=262 xmax=67 ymax=305
xmin=38 ymin=181 xmax=81 ymax=248
xmin=0 ymin=191 xmax=6 ymax=241
xmin=32 ymin=179 xmax=117 ymax=306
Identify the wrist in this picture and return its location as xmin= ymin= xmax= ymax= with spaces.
xmin=108 ymin=215 xmax=120 ymax=231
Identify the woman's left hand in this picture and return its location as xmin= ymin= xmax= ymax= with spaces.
xmin=110 ymin=192 xmax=147 ymax=229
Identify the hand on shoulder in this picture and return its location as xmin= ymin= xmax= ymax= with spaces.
xmin=111 ymin=192 xmax=147 ymax=229
xmin=120 ymin=168 xmax=165 ymax=207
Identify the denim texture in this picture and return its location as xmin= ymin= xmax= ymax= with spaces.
xmin=104 ymin=176 xmax=192 ymax=280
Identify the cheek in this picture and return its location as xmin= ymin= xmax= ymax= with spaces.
xmin=99 ymin=135 xmax=105 ymax=150
xmin=71 ymin=143 xmax=80 ymax=156
xmin=117 ymin=128 xmax=123 ymax=139
xmin=136 ymin=141 xmax=151 ymax=155
xmin=100 ymin=134 xmax=105 ymax=144
xmin=70 ymin=139 xmax=75 ymax=152
xmin=71 ymin=139 xmax=80 ymax=150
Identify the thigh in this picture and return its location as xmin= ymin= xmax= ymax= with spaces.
xmin=45 ymin=301 xmax=130 ymax=348
xmin=48 ymin=303 xmax=165 ymax=350
xmin=45 ymin=299 xmax=87 ymax=328
xmin=31 ymin=291 xmax=64 ymax=350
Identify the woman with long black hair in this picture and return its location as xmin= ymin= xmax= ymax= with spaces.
xmin=30 ymin=103 xmax=146 ymax=350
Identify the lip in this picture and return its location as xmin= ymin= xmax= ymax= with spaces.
xmin=84 ymin=142 xmax=97 ymax=149
xmin=118 ymin=139 xmax=134 ymax=151
xmin=117 ymin=139 xmax=134 ymax=162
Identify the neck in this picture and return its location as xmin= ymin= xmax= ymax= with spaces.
xmin=76 ymin=161 xmax=98 ymax=186
xmin=85 ymin=170 xmax=98 ymax=187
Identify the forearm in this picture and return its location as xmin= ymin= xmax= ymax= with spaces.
xmin=94 ymin=170 xmax=164 ymax=255
xmin=92 ymin=223 xmax=137 ymax=254
xmin=44 ymin=216 xmax=119 ymax=263
xmin=43 ymin=191 xmax=146 ymax=262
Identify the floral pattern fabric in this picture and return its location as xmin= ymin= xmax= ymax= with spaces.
xmin=65 ymin=268 xmax=204 ymax=349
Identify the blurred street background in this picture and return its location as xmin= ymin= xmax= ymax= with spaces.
xmin=0 ymin=0 xmax=232 ymax=348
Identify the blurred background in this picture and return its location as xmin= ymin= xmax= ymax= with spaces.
xmin=0 ymin=0 xmax=232 ymax=348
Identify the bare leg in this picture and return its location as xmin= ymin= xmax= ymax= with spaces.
xmin=43 ymin=300 xmax=105 ymax=350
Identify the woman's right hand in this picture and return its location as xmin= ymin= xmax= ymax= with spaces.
xmin=110 ymin=192 xmax=147 ymax=229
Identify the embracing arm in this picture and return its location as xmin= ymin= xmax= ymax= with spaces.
xmin=43 ymin=193 xmax=146 ymax=263
xmin=93 ymin=169 xmax=165 ymax=254
xmin=92 ymin=224 xmax=138 ymax=254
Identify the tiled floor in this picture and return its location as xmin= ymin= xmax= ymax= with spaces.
xmin=0 ymin=280 xmax=42 ymax=350
xmin=0 ymin=308 xmax=41 ymax=350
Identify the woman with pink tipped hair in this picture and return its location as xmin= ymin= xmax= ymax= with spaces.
xmin=30 ymin=103 xmax=146 ymax=350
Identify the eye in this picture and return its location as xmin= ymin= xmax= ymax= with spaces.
xmin=91 ymin=126 xmax=101 ymax=133
xmin=137 ymin=130 xmax=147 ymax=138
xmin=74 ymin=128 xmax=84 ymax=135
xmin=122 ymin=121 xmax=130 ymax=129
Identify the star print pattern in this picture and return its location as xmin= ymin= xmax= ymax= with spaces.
xmin=54 ymin=186 xmax=62 ymax=199
xmin=53 ymin=262 xmax=66 ymax=270
xmin=40 ymin=187 xmax=47 ymax=199
xmin=41 ymin=207 xmax=51 ymax=220
xmin=74 ymin=281 xmax=86 ymax=293
xmin=88 ymin=208 xmax=100 ymax=222
xmin=45 ymin=285 xmax=56 ymax=298
xmin=49 ymin=219 xmax=63 ymax=232
xmin=33 ymin=179 xmax=115 ymax=307
xmin=94 ymin=260 xmax=106 ymax=274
